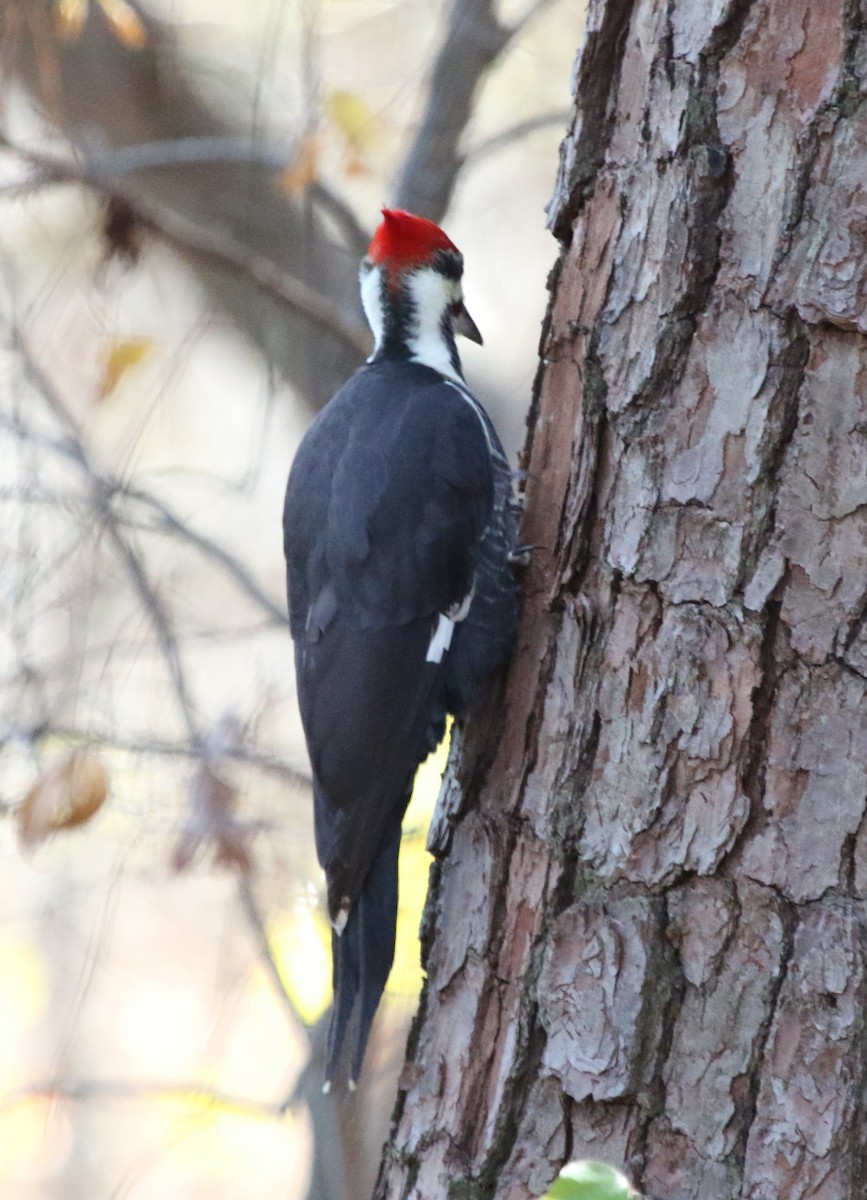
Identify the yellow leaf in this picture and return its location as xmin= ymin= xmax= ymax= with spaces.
xmin=55 ymin=0 xmax=88 ymax=40
xmin=276 ymin=135 xmax=320 ymax=197
xmin=18 ymin=750 xmax=109 ymax=850
xmin=390 ymin=724 xmax=449 ymax=998
xmin=98 ymin=336 xmax=153 ymax=399
xmin=97 ymin=0 xmax=148 ymax=49
xmin=325 ymin=90 xmax=381 ymax=154
xmin=269 ymin=906 xmax=331 ymax=1024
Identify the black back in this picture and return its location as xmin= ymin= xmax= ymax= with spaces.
xmin=284 ymin=360 xmax=495 ymax=913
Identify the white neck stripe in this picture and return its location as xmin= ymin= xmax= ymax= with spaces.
xmin=444 ymin=379 xmax=494 ymax=455
xmin=404 ymin=268 xmax=463 ymax=383
xmin=359 ymin=263 xmax=464 ymax=383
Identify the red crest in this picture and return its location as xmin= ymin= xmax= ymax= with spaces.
xmin=367 ymin=208 xmax=459 ymax=270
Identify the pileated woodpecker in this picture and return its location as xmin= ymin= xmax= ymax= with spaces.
xmin=283 ymin=209 xmax=520 ymax=1087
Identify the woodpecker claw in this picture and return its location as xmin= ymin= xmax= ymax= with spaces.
xmin=508 ymin=544 xmax=535 ymax=567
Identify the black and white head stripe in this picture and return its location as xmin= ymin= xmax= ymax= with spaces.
xmin=360 ymin=256 xmax=469 ymax=383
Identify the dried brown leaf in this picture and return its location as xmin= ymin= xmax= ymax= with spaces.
xmin=276 ymin=135 xmax=320 ymax=197
xmin=172 ymin=762 xmax=257 ymax=875
xmin=18 ymin=750 xmax=109 ymax=849
xmin=97 ymin=0 xmax=148 ymax=49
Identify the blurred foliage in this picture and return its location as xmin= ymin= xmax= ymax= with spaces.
xmin=543 ymin=1161 xmax=638 ymax=1200
xmin=56 ymin=0 xmax=148 ymax=47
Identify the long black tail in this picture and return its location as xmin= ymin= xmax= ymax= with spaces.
xmin=325 ymin=821 xmax=401 ymax=1088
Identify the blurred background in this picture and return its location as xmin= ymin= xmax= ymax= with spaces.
xmin=0 ymin=1 xmax=581 ymax=1196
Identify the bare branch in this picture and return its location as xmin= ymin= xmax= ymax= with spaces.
xmin=0 ymin=139 xmax=371 ymax=360
xmin=23 ymin=723 xmax=309 ymax=785
xmin=237 ymin=873 xmax=308 ymax=1038
xmin=395 ymin=0 xmax=511 ymax=222
xmin=2 ymin=0 xmax=366 ymax=406
xmin=79 ymin=136 xmax=286 ymax=176
xmin=0 ymin=405 xmax=289 ymax=629
xmin=8 ymin=325 xmax=201 ymax=743
xmin=129 ymin=199 xmax=371 ymax=360
xmin=2 ymin=332 xmax=310 ymax=790
xmin=308 ymin=181 xmax=370 ymax=259
xmin=509 ymin=0 xmax=560 ymax=37
xmin=394 ymin=0 xmax=560 ymax=222
xmin=121 ymin=485 xmax=288 ymax=627
xmin=462 ymin=110 xmax=571 ymax=169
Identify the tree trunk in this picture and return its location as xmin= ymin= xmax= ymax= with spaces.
xmin=376 ymin=1 xmax=867 ymax=1198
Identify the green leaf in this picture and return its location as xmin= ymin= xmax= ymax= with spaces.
xmin=543 ymin=1160 xmax=635 ymax=1200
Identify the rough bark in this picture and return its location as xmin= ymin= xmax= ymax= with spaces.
xmin=376 ymin=1 xmax=867 ymax=1198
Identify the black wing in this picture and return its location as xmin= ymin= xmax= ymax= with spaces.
xmin=283 ymin=360 xmax=493 ymax=915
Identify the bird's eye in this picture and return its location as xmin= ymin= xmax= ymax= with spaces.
xmin=360 ymin=256 xmax=374 ymax=273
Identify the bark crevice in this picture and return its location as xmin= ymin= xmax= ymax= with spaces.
xmin=729 ymin=890 xmax=797 ymax=1180
xmin=549 ymin=0 xmax=635 ymax=240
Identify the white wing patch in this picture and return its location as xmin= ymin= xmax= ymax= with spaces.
xmin=426 ymin=586 xmax=474 ymax=663
xmin=426 ymin=613 xmax=455 ymax=663
xmin=332 ymin=903 xmax=350 ymax=935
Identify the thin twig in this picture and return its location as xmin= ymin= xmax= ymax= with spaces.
xmin=122 ymin=484 xmax=289 ymax=627
xmin=237 ymin=873 xmax=309 ymax=1039
xmin=2 ymin=1078 xmax=285 ymax=1123
xmin=308 ymin=181 xmax=370 ymax=259
xmin=2 ymin=327 xmax=310 ymax=780
xmin=133 ymin=202 xmax=370 ymax=359
xmin=20 ymin=723 xmax=309 ymax=786
xmin=462 ymin=110 xmax=572 ymax=168
xmin=0 ymin=408 xmax=289 ymax=628
xmin=8 ymin=325 xmax=201 ymax=744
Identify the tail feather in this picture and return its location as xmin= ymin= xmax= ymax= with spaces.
xmin=326 ymin=924 xmax=359 ymax=1082
xmin=325 ymin=822 xmax=401 ymax=1087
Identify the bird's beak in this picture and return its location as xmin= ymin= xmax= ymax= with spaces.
xmin=452 ymin=302 xmax=483 ymax=345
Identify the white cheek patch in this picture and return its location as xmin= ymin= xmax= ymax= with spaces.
xmin=406 ymin=268 xmax=463 ymax=383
